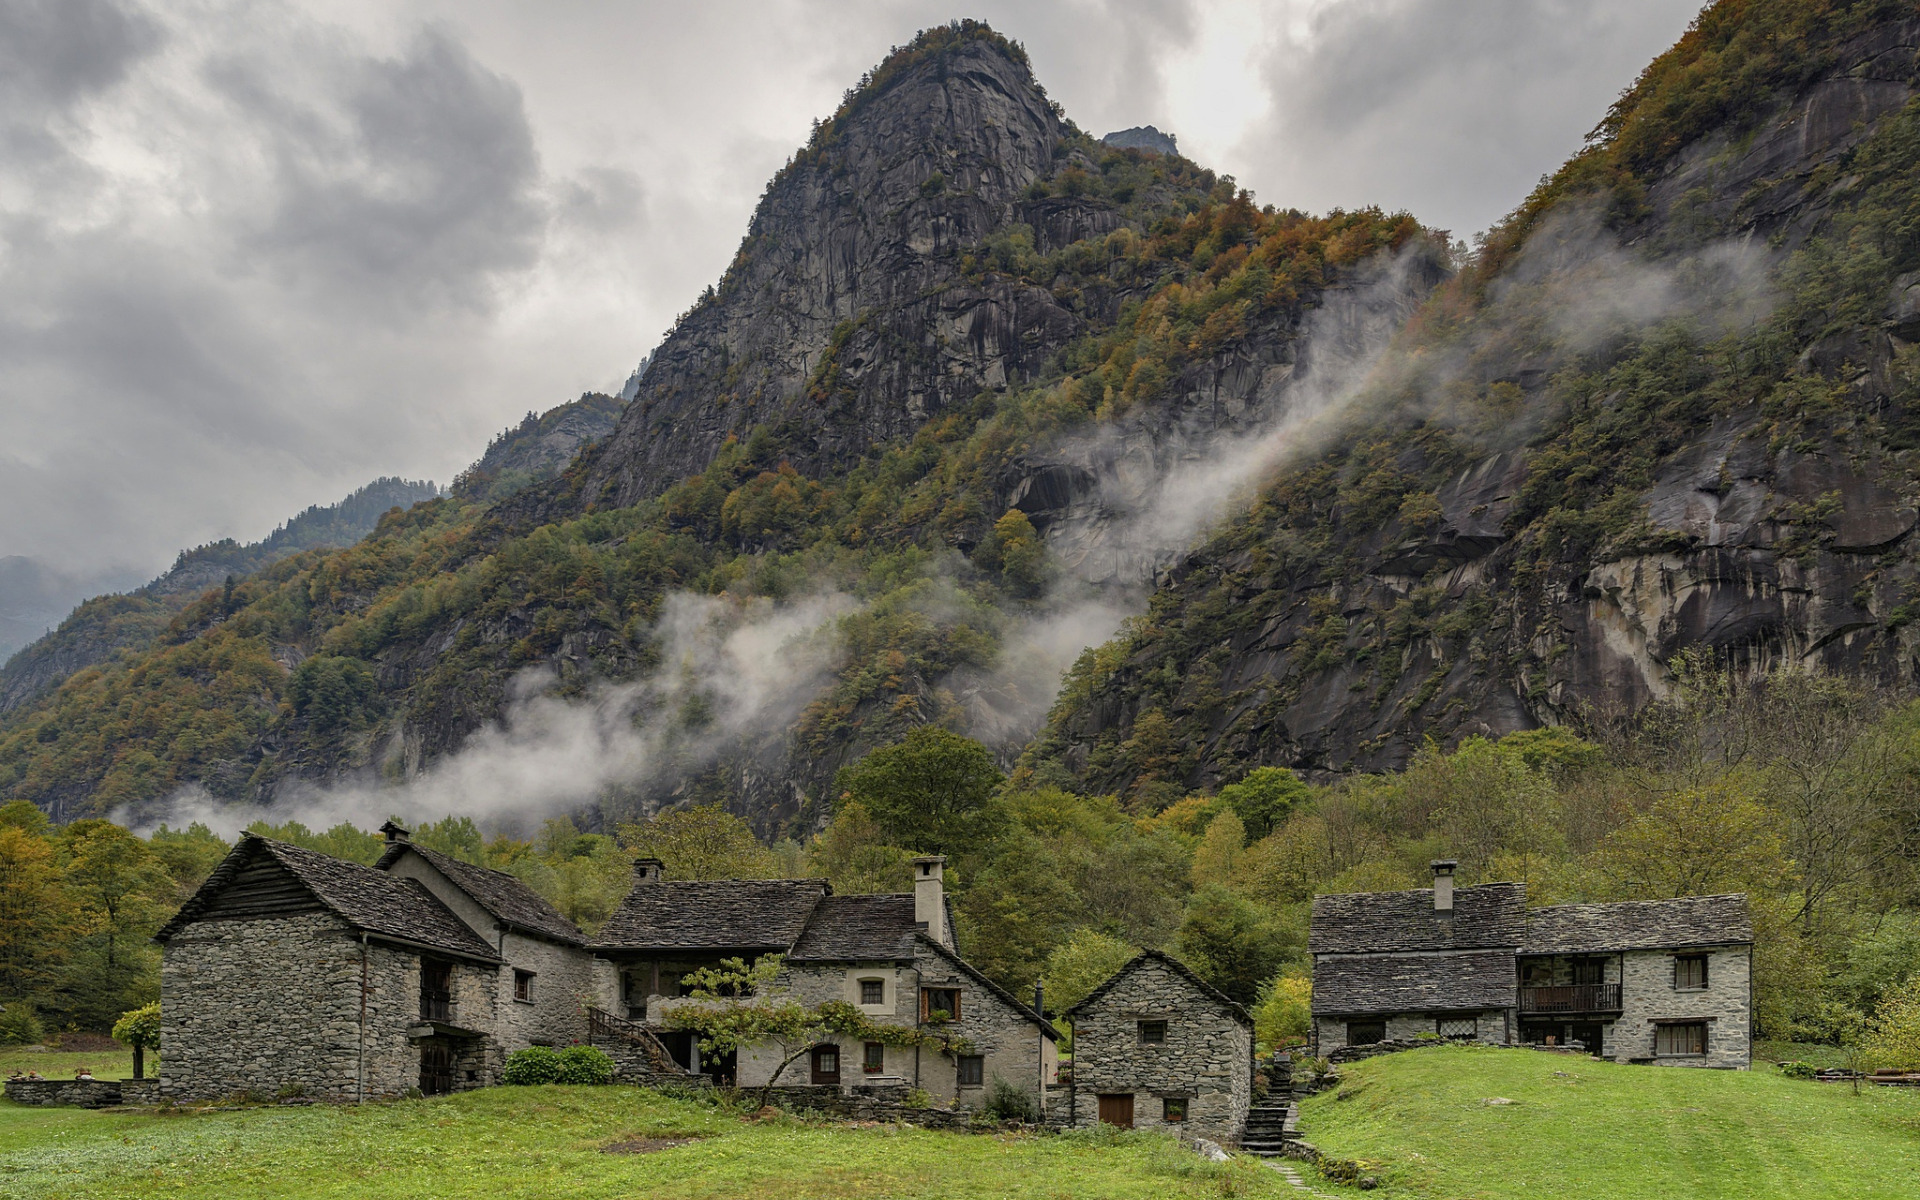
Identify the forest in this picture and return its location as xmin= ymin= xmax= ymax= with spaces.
xmin=3 ymin=654 xmax=1916 ymax=1070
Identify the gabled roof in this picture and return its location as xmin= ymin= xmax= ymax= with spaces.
xmin=156 ymin=835 xmax=500 ymax=962
xmin=1311 ymin=950 xmax=1516 ymax=1016
xmin=914 ymin=934 xmax=1060 ymax=1041
xmin=1065 ymin=949 xmax=1252 ymax=1028
xmin=788 ymin=894 xmax=922 ymax=961
xmin=1309 ymin=882 xmax=1525 ymax=954
xmin=1523 ymin=894 xmax=1752 ymax=954
xmin=376 ymin=841 xmax=585 ymax=947
xmin=593 ymin=878 xmax=830 ymax=952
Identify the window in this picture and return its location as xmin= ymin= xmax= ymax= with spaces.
xmin=921 ymin=987 xmax=961 ymax=1022
xmin=1674 ymin=955 xmax=1708 ymax=990
xmin=1162 ymin=1097 xmax=1188 ymax=1123
xmin=420 ymin=959 xmax=452 ymax=1022
xmin=1655 ymin=1022 xmax=1707 ymax=1056
xmin=1347 ymin=1020 xmax=1386 ymax=1046
xmin=863 ymin=1042 xmax=886 ymax=1074
xmin=956 ymin=1055 xmax=985 ymax=1086
xmin=860 ymin=978 xmax=885 ymax=1005
xmin=1138 ymin=1020 xmax=1168 ymax=1044
xmin=1437 ymin=1017 xmax=1477 ymax=1039
xmin=513 ymin=969 xmax=535 ymax=1003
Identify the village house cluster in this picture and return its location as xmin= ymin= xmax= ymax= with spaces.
xmin=130 ymin=830 xmax=1753 ymax=1148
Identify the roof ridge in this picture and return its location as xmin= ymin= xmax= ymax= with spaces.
xmin=1065 ymin=948 xmax=1251 ymax=1025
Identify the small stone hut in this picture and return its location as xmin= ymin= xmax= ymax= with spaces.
xmin=1065 ymin=950 xmax=1252 ymax=1144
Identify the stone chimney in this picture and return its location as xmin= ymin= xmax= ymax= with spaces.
xmin=912 ymin=855 xmax=951 ymax=948
xmin=633 ymin=857 xmax=666 ymax=884
xmin=1431 ymin=859 xmax=1458 ymax=911
xmin=379 ymin=820 xmax=411 ymax=845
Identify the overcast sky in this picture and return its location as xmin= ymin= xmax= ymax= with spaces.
xmin=0 ymin=0 xmax=1703 ymax=584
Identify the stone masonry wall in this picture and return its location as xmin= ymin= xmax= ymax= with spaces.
xmin=162 ymin=912 xmax=396 ymax=1101
xmin=1314 ymin=1009 xmax=1509 ymax=1057
xmin=499 ymin=931 xmax=593 ymax=1049
xmin=1613 ymin=946 xmax=1751 ymax=1068
xmin=1069 ymin=959 xmax=1251 ymax=1145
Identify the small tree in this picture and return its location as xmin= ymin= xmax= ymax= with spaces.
xmin=112 ymin=1002 xmax=160 ymax=1080
xmin=666 ymin=955 xmax=969 ymax=1109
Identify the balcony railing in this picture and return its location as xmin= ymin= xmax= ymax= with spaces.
xmin=1521 ymin=983 xmax=1621 ymax=1013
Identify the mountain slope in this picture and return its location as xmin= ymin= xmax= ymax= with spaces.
xmin=1026 ymin=0 xmax=1920 ymax=798
xmin=0 ymin=22 xmax=1432 ymax=825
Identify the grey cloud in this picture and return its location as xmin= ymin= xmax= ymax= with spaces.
xmin=555 ymin=166 xmax=646 ymax=235
xmin=1237 ymin=0 xmax=1702 ymax=238
xmin=227 ymin=26 xmax=546 ymax=312
xmin=0 ymin=0 xmax=160 ymax=113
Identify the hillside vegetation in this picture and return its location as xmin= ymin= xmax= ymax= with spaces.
xmin=1297 ymin=1044 xmax=1920 ymax=1199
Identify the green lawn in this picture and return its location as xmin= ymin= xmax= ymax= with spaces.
xmin=0 ymin=1086 xmax=1285 ymax=1200
xmin=0 ymin=1048 xmax=136 ymax=1081
xmin=1297 ymin=1044 xmax=1920 ymax=1199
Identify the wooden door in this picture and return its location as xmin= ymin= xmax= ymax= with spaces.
xmin=1097 ymin=1093 xmax=1135 ymax=1129
xmin=419 ymin=1042 xmax=453 ymax=1096
xmin=810 ymin=1044 xmax=841 ymax=1085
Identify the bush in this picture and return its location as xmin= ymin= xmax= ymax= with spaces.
xmin=0 ymin=1001 xmax=45 ymax=1046
xmin=556 ymin=1045 xmax=615 ymax=1085
xmin=984 ymin=1075 xmax=1038 ymax=1122
xmin=501 ymin=1046 xmax=564 ymax=1085
xmin=1779 ymin=1060 xmax=1816 ymax=1079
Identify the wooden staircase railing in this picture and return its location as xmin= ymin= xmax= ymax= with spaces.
xmin=586 ymin=1006 xmax=690 ymax=1076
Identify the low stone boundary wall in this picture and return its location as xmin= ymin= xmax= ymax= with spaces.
xmin=6 ymin=1078 xmax=128 ymax=1107
xmin=769 ymin=1084 xmax=1057 ymax=1132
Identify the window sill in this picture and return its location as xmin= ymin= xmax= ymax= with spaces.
xmin=1673 ymin=987 xmax=1708 ymax=993
xmin=512 ymin=998 xmax=536 ymax=1006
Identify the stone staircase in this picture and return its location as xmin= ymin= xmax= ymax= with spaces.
xmin=1238 ymin=1097 xmax=1298 ymax=1158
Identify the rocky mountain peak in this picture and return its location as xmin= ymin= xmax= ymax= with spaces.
xmin=575 ymin=23 xmax=1091 ymax=510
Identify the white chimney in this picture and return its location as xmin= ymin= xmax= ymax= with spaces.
xmin=1431 ymin=859 xmax=1457 ymax=911
xmin=633 ymin=857 xmax=665 ymax=884
xmin=912 ymin=855 xmax=951 ymax=947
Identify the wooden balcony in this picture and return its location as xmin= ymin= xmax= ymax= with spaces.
xmin=1520 ymin=983 xmax=1621 ymax=1013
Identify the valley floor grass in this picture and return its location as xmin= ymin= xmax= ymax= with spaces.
xmin=1297 ymin=1044 xmax=1920 ymax=1199
xmin=0 ymin=1085 xmax=1287 ymax=1200
xmin=0 ymin=1049 xmax=136 ymax=1081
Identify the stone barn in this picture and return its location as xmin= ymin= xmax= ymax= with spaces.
xmin=154 ymin=825 xmax=594 ymax=1101
xmin=1065 ymin=950 xmax=1252 ymax=1144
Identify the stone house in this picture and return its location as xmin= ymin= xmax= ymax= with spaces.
xmin=1310 ymin=861 xmax=1753 ymax=1069
xmin=593 ymin=854 xmax=1060 ymax=1110
xmin=154 ymin=824 xmax=592 ymax=1102
xmin=1064 ymin=950 xmax=1252 ymax=1145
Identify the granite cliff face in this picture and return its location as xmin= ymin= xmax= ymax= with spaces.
xmin=1029 ymin=10 xmax=1920 ymax=794
xmin=573 ymin=37 xmax=1154 ymax=512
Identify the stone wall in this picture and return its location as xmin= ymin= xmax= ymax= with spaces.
xmin=497 ymin=931 xmax=593 ymax=1049
xmin=4 ymin=1078 xmax=127 ymax=1107
xmin=162 ymin=911 xmax=371 ymax=1102
xmin=1613 ymin=946 xmax=1751 ymax=1068
xmin=160 ymin=910 xmax=505 ymax=1101
xmin=1314 ymin=1009 xmax=1510 ymax=1057
xmin=1067 ymin=958 xmax=1251 ymax=1146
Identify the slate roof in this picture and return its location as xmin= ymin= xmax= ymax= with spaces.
xmin=915 ymin=934 xmax=1060 ymax=1040
xmin=787 ymin=894 xmax=922 ymax=962
xmin=594 ymin=878 xmax=830 ymax=951
xmin=1309 ymin=882 xmax=1525 ymax=954
xmin=376 ymin=841 xmax=586 ymax=946
xmin=1311 ymin=950 xmax=1517 ymax=1016
xmin=1065 ymin=949 xmax=1252 ymax=1028
xmin=156 ymin=835 xmax=501 ymax=962
xmin=1523 ymin=894 xmax=1753 ymax=954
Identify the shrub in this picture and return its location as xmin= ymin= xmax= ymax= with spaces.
xmin=556 ymin=1045 xmax=615 ymax=1085
xmin=502 ymin=1046 xmax=564 ymax=1085
xmin=112 ymin=1002 xmax=161 ymax=1051
xmin=984 ymin=1076 xmax=1037 ymax=1122
xmin=904 ymin=1086 xmax=934 ymax=1109
xmin=1779 ymin=1060 xmax=1816 ymax=1079
xmin=0 ymin=1001 xmax=45 ymax=1046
